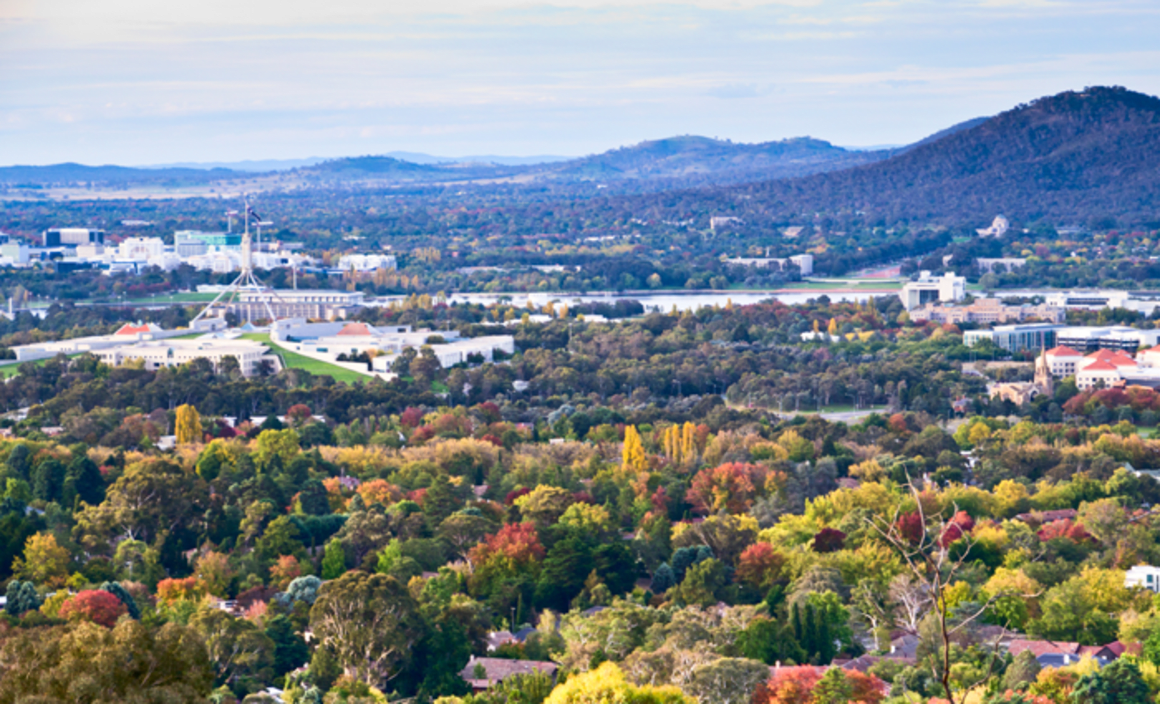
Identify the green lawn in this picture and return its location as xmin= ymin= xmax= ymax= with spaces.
xmin=240 ymin=333 xmax=370 ymax=384
xmin=123 ymin=292 xmax=218 ymax=305
xmin=0 ymin=354 xmax=82 ymax=378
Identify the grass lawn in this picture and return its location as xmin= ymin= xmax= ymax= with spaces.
xmin=0 ymin=354 xmax=82 ymax=378
xmin=240 ymin=333 xmax=370 ymax=384
xmin=123 ymin=292 xmax=218 ymax=305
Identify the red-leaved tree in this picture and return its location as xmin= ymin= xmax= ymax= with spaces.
xmin=736 ymin=542 xmax=785 ymax=590
xmin=686 ymin=462 xmax=759 ymax=515
xmin=59 ymin=590 xmax=128 ymax=628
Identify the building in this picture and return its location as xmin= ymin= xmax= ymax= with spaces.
xmin=1125 ymin=565 xmax=1160 ymax=592
xmin=229 ymin=290 xmax=366 ymax=321
xmin=337 ymin=253 xmax=398 ymax=272
xmin=976 ymin=216 xmax=1010 ymax=237
xmin=0 ymin=242 xmax=31 ymax=265
xmin=272 ymin=320 xmax=515 ymax=374
xmin=116 ymin=237 xmax=166 ymax=260
xmin=44 ymin=228 xmax=105 ymax=247
xmin=709 ymin=216 xmax=743 ymax=231
xmin=910 ymin=298 xmax=1064 ymax=324
xmin=965 ymin=324 xmax=1160 ymax=354
xmin=96 ymin=336 xmax=276 ymax=377
xmin=723 ymin=254 xmax=813 ymax=276
xmin=11 ymin=323 xmax=191 ymax=362
xmin=990 ymin=351 xmax=1054 ymax=405
xmin=1044 ymin=290 xmax=1132 ymax=311
xmin=460 ymin=657 xmax=558 ymax=692
xmin=174 ymin=230 xmax=242 ymax=257
xmin=900 ymin=271 xmax=966 ymax=311
xmin=976 ymin=258 xmax=1027 ymax=273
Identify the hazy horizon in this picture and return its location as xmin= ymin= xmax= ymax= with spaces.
xmin=3 ymin=0 xmax=1160 ymax=166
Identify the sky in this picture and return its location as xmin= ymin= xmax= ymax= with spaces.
xmin=2 ymin=0 xmax=1159 ymax=166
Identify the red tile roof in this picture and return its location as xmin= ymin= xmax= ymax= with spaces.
xmin=461 ymin=658 xmax=557 ymax=689
xmin=336 ymin=322 xmax=373 ymax=336
xmin=115 ymin=323 xmax=153 ymax=335
xmin=1046 ymin=346 xmax=1082 ymax=357
xmin=1083 ymin=361 xmax=1119 ymax=371
xmin=1008 ymin=639 xmax=1080 ymax=658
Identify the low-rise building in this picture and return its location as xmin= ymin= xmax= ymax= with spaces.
xmin=337 ymin=253 xmax=398 ymax=272
xmin=910 ymin=298 xmax=1064 ymax=324
xmin=976 ymin=257 xmax=1027 ymax=273
xmin=97 ymin=337 xmax=276 ymax=377
xmin=229 ymin=290 xmax=366 ymax=321
xmin=724 ymin=254 xmax=813 ymax=276
xmin=461 ymin=657 xmax=558 ymax=692
xmin=965 ymin=324 xmax=1160 ymax=354
xmin=900 ymin=271 xmax=966 ymax=311
xmin=1126 ymin=565 xmax=1160 ymax=592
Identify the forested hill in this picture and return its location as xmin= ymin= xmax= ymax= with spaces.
xmin=534 ymin=135 xmax=883 ymax=183
xmin=0 ymin=163 xmax=244 ymax=186
xmin=704 ymin=87 xmax=1160 ymax=224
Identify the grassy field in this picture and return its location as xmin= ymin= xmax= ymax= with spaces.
xmin=123 ymin=292 xmax=218 ymax=305
xmin=240 ymin=333 xmax=370 ymax=384
xmin=0 ymin=354 xmax=82 ymax=378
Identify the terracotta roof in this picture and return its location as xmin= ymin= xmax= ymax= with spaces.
xmin=1083 ymin=361 xmax=1119 ymax=371
xmin=336 ymin=322 xmax=374 ymax=336
xmin=1086 ymin=349 xmax=1117 ymax=360
xmin=1008 ymin=639 xmax=1081 ymax=658
xmin=1110 ymin=353 xmax=1138 ymax=367
xmin=1046 ymin=346 xmax=1082 ymax=357
xmin=115 ymin=323 xmax=155 ymax=335
xmin=461 ymin=658 xmax=557 ymax=688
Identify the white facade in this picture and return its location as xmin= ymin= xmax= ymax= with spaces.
xmin=724 ymin=254 xmax=813 ymax=276
xmin=97 ymin=338 xmax=275 ymax=377
xmin=976 ymin=216 xmax=1010 ymax=237
xmin=901 ymin=271 xmax=966 ymax=311
xmin=1126 ymin=565 xmax=1160 ymax=592
xmin=338 ymin=253 xmax=398 ymax=272
xmin=117 ymin=237 xmax=166 ymax=260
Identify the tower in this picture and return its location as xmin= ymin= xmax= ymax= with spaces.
xmin=1034 ymin=345 xmax=1054 ymax=397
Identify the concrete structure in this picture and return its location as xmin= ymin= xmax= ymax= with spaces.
xmin=976 ymin=257 xmax=1027 ymax=273
xmin=724 ymin=254 xmax=813 ymax=276
xmin=910 ymin=298 xmax=1064 ymax=324
xmin=10 ymin=322 xmax=190 ymax=362
xmin=1044 ymin=290 xmax=1132 ymax=311
xmin=900 ymin=271 xmax=966 ymax=311
xmin=229 ymin=290 xmax=366 ymax=322
xmin=174 ymin=230 xmax=242 ymax=256
xmin=0 ymin=243 xmax=31 ymax=265
xmin=337 ymin=253 xmax=398 ymax=272
xmin=990 ymin=350 xmax=1054 ymax=405
xmin=273 ymin=320 xmax=515 ymax=375
xmin=976 ymin=216 xmax=1010 ymax=238
xmin=44 ymin=228 xmax=104 ymax=247
xmin=1126 ymin=565 xmax=1160 ymax=592
xmin=709 ymin=216 xmax=743 ymax=231
xmin=97 ymin=336 xmax=277 ymax=377
xmin=117 ymin=237 xmax=166 ymax=260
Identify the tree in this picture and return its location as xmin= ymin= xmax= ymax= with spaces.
xmin=176 ymin=404 xmax=204 ymax=445
xmin=1071 ymin=658 xmax=1149 ymax=704
xmin=12 ymin=531 xmax=71 ymax=586
xmin=543 ymin=662 xmax=693 ymax=704
xmin=189 ymin=609 xmax=276 ymax=690
xmin=59 ymin=589 xmax=128 ymax=628
xmin=622 ymin=425 xmax=647 ymax=473
xmin=309 ymin=571 xmax=425 ymax=688
xmin=686 ymin=463 xmax=759 ymax=515
xmin=0 ymin=620 xmax=213 ymax=703
xmin=4 ymin=580 xmax=41 ymax=616
xmin=100 ymin=581 xmax=140 ymax=619
xmin=756 ymin=666 xmax=822 ymax=704
xmin=65 ymin=455 xmax=104 ymax=507
xmin=684 ymin=658 xmax=770 ymax=704
xmin=321 ymin=539 xmax=347 ymax=579
xmin=265 ymin=614 xmax=310 ymax=678
xmin=280 ymin=575 xmax=323 ymax=606
xmin=812 ymin=667 xmax=854 ymax=704
xmin=254 ymin=429 xmax=300 ymax=468
xmin=514 ymin=485 xmax=574 ymax=526
xmin=195 ymin=551 xmax=235 ymax=597
xmin=1003 ymin=650 xmax=1041 ymax=691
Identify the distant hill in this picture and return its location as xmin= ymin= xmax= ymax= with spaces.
xmin=0 ymin=162 xmax=244 ymax=186
xmin=701 ymin=87 xmax=1160 ymax=224
xmin=537 ymin=135 xmax=883 ymax=184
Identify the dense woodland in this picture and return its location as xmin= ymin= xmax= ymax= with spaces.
xmin=1 ymin=294 xmax=1160 ymax=704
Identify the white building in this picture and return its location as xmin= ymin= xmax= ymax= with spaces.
xmin=11 ymin=323 xmax=190 ymax=362
xmin=97 ymin=337 xmax=277 ymax=377
xmin=976 ymin=216 xmax=1010 ymax=238
xmin=117 ymin=237 xmax=166 ymax=260
xmin=338 ymin=253 xmax=398 ymax=272
xmin=724 ymin=254 xmax=813 ymax=276
xmin=1126 ymin=565 xmax=1160 ymax=592
xmin=901 ymin=271 xmax=966 ymax=311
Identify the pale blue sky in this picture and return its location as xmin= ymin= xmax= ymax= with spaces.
xmin=2 ymin=0 xmax=1158 ymax=165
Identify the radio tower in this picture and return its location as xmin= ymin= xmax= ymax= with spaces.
xmin=191 ymin=196 xmax=283 ymax=326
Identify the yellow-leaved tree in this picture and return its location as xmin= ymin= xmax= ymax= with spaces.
xmin=174 ymin=404 xmax=203 ymax=445
xmin=622 ymin=425 xmax=647 ymax=473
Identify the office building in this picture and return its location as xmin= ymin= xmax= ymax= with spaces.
xmin=900 ymin=271 xmax=966 ymax=311
xmin=44 ymin=228 xmax=105 ymax=247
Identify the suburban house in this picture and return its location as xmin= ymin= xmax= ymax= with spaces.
xmin=460 ymin=657 xmax=558 ymax=692
xmin=1125 ymin=565 xmax=1160 ymax=592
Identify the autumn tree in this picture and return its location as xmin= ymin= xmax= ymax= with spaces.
xmin=12 ymin=532 xmax=71 ymax=586
xmin=59 ymin=590 xmax=128 ymax=628
xmin=686 ymin=463 xmax=759 ymax=515
xmin=622 ymin=425 xmax=647 ymax=473
xmin=175 ymin=404 xmax=203 ymax=445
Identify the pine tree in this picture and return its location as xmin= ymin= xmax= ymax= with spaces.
xmin=175 ymin=404 xmax=203 ymax=445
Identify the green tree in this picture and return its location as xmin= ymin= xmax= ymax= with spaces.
xmin=1071 ymin=658 xmax=1149 ymax=704
xmin=188 ymin=609 xmax=276 ymax=691
xmin=309 ymin=571 xmax=426 ymax=688
xmin=321 ymin=540 xmax=347 ymax=580
xmin=812 ymin=666 xmax=854 ymax=704
xmin=4 ymin=580 xmax=41 ymax=616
